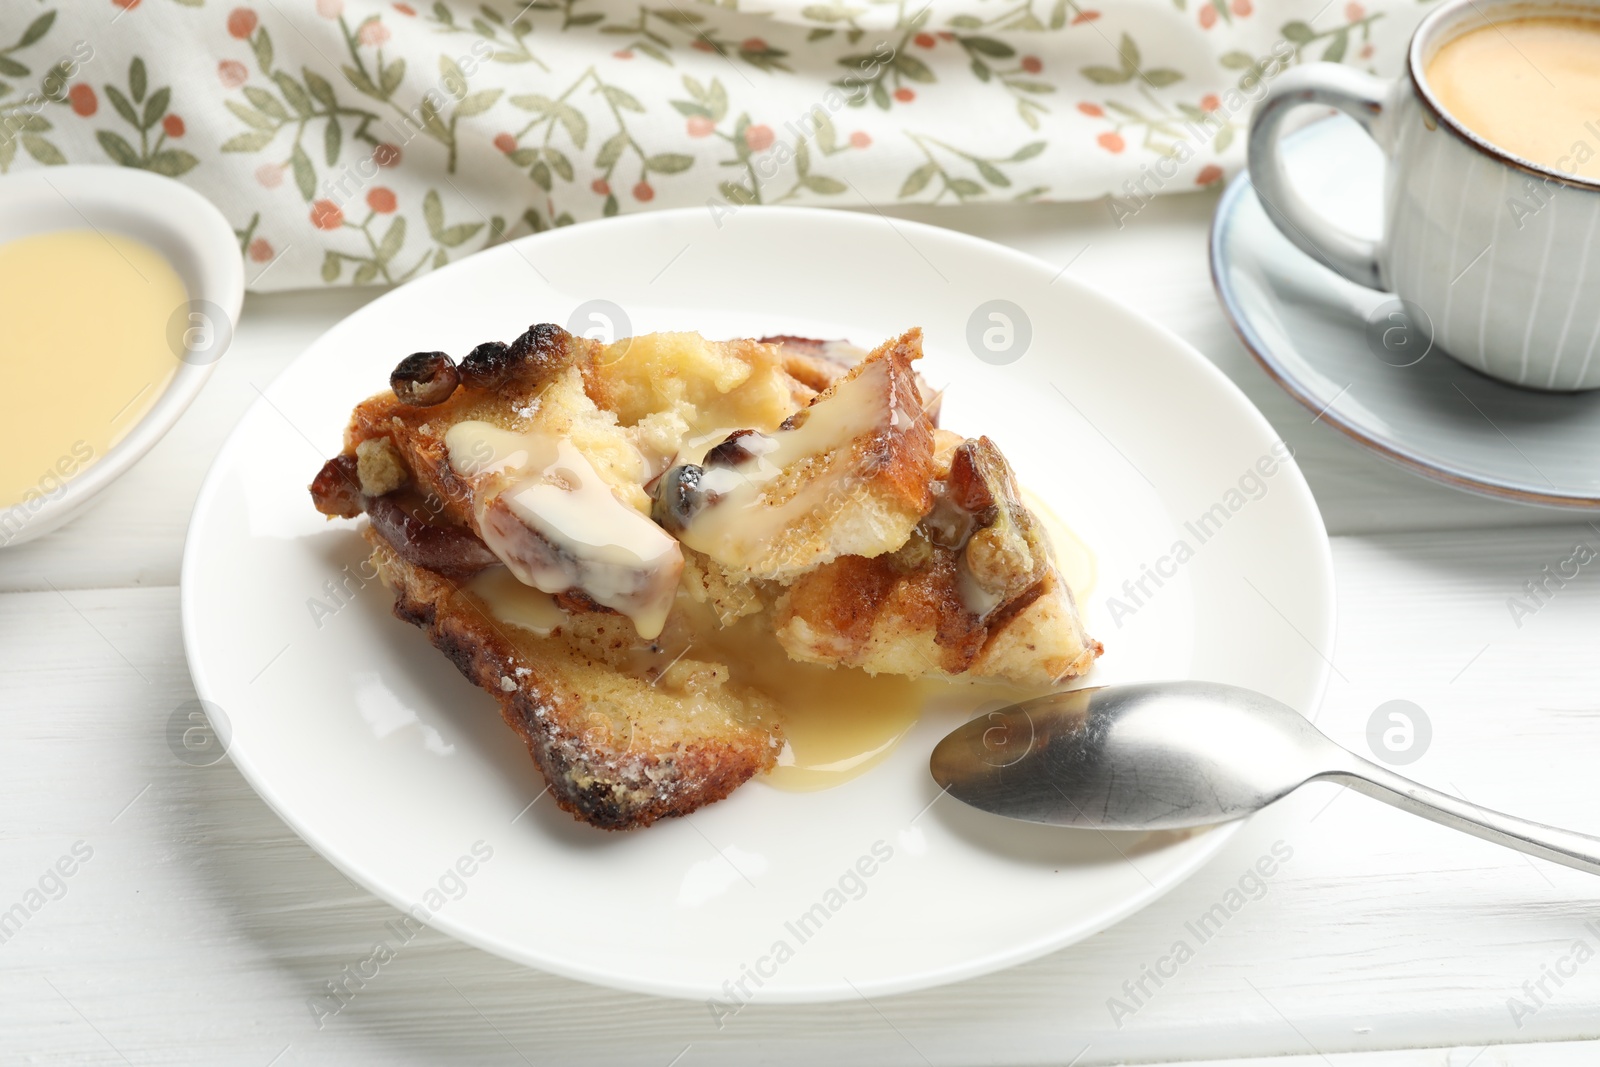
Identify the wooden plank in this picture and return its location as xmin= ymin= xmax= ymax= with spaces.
xmin=4 ymin=523 xmax=1600 ymax=1063
xmin=1167 ymin=1041 xmax=1600 ymax=1065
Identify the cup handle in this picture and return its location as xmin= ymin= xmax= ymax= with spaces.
xmin=1247 ymin=63 xmax=1391 ymax=291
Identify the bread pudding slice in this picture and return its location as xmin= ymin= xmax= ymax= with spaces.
xmin=649 ymin=328 xmax=936 ymax=583
xmin=310 ymin=322 xmax=1100 ymax=830
xmin=361 ymin=525 xmax=783 ymax=829
xmin=773 ymin=435 xmax=1100 ymax=684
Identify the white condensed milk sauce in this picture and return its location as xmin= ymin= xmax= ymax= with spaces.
xmin=0 ymin=230 xmax=186 ymax=512
xmin=677 ymin=592 xmax=928 ymax=791
xmin=674 ymin=358 xmax=895 ymax=571
xmin=464 ymin=566 xmax=565 ymax=636
xmin=444 ymin=420 xmax=682 ymax=640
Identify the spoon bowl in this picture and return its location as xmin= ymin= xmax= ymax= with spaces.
xmin=932 ymin=680 xmax=1600 ymax=875
xmin=931 ymin=681 xmax=1336 ymax=830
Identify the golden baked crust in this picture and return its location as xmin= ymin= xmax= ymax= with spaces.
xmin=768 ymin=436 xmax=1101 ymax=687
xmin=365 ymin=527 xmax=781 ymax=830
xmin=341 ymin=325 xmax=597 ymax=535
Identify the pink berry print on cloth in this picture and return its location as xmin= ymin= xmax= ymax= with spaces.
xmin=0 ymin=0 xmax=1421 ymax=288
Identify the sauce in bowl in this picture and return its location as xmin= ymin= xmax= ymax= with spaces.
xmin=0 ymin=229 xmax=187 ymax=514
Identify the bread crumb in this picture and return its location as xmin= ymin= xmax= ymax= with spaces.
xmin=356 ymin=437 xmax=408 ymax=496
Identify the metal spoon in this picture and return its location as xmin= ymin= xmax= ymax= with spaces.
xmin=930 ymin=680 xmax=1600 ymax=875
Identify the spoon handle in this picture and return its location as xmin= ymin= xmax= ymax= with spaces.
xmin=1320 ymin=758 xmax=1600 ymax=876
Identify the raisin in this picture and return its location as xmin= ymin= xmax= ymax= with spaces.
xmin=651 ymin=463 xmax=705 ymax=534
xmin=702 ymin=429 xmax=766 ymax=469
xmin=457 ymin=340 xmax=514 ymax=390
xmin=390 ymin=351 xmax=460 ymax=407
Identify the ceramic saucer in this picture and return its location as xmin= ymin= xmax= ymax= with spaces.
xmin=1212 ymin=115 xmax=1600 ymax=508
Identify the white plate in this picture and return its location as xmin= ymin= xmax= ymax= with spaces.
xmin=182 ymin=206 xmax=1334 ymax=1003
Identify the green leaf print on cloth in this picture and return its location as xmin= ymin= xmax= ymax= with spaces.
xmin=1 ymin=0 xmax=1424 ymax=289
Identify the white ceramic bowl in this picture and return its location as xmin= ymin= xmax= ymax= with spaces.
xmin=0 ymin=165 xmax=243 ymax=546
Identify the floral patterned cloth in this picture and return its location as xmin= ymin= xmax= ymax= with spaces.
xmin=0 ymin=0 xmax=1426 ymax=290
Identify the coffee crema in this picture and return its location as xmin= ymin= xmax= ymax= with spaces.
xmin=1425 ymin=16 xmax=1600 ymax=180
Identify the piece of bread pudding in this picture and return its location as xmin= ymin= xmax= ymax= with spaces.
xmin=310 ymin=324 xmax=1100 ymax=829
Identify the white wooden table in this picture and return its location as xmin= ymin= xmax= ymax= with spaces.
xmin=6 ymin=192 xmax=1600 ymax=1066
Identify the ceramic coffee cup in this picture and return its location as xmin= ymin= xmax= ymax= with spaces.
xmin=1248 ymin=0 xmax=1600 ymax=391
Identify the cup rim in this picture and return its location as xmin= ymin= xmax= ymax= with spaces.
xmin=1407 ymin=0 xmax=1600 ymax=193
